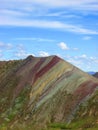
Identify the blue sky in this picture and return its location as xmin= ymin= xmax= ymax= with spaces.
xmin=0 ymin=0 xmax=98 ymax=71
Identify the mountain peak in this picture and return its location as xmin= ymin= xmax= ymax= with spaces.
xmin=26 ymin=55 xmax=34 ymax=60
xmin=25 ymin=55 xmax=63 ymax=62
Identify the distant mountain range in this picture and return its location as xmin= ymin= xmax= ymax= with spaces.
xmin=0 ymin=55 xmax=98 ymax=130
xmin=87 ymin=71 xmax=96 ymax=75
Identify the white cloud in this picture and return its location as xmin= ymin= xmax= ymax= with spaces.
xmin=0 ymin=42 xmax=4 ymax=47
xmin=0 ymin=50 xmax=3 ymax=59
xmin=0 ymin=9 xmax=28 ymax=17
xmin=14 ymin=37 xmax=55 ymax=42
xmin=0 ymin=42 xmax=13 ymax=49
xmin=0 ymin=16 xmax=97 ymax=35
xmin=67 ymin=58 xmax=82 ymax=68
xmin=56 ymin=53 xmax=62 ymax=58
xmin=83 ymin=36 xmax=92 ymax=40
xmin=6 ymin=43 xmax=13 ymax=49
xmin=65 ymin=54 xmax=98 ymax=71
xmin=73 ymin=48 xmax=79 ymax=51
xmin=45 ymin=11 xmax=79 ymax=18
xmin=0 ymin=1 xmax=98 ymax=35
xmin=17 ymin=43 xmax=24 ymax=50
xmin=14 ymin=44 xmax=35 ymax=58
xmin=15 ymin=50 xmax=27 ymax=58
xmin=58 ymin=42 xmax=69 ymax=50
xmin=37 ymin=38 xmax=55 ymax=42
xmin=38 ymin=51 xmax=50 ymax=57
xmin=80 ymin=54 xmax=87 ymax=58
xmin=15 ymin=50 xmax=35 ymax=59
xmin=1 ymin=0 xmax=98 ymax=12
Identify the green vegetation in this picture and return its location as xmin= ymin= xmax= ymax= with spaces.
xmin=45 ymin=119 xmax=98 ymax=130
xmin=0 ymin=84 xmax=31 ymax=129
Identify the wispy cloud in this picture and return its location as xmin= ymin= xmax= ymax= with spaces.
xmin=83 ymin=36 xmax=92 ymax=40
xmin=0 ymin=17 xmax=97 ymax=35
xmin=14 ymin=37 xmax=56 ymax=42
xmin=1 ymin=0 xmax=98 ymax=12
xmin=0 ymin=1 xmax=98 ymax=35
xmin=44 ymin=11 xmax=80 ymax=18
xmin=0 ymin=9 xmax=28 ymax=17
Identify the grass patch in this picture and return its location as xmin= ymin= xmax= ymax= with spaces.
xmin=49 ymin=123 xmax=71 ymax=129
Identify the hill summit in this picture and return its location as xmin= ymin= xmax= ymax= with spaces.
xmin=0 ymin=55 xmax=98 ymax=130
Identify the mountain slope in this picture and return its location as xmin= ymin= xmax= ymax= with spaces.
xmin=0 ymin=55 xmax=98 ymax=130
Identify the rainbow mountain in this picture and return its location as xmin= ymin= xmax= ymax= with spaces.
xmin=0 ymin=55 xmax=98 ymax=130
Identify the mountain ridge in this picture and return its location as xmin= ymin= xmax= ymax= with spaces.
xmin=0 ymin=55 xmax=98 ymax=130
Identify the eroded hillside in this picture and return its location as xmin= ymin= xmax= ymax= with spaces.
xmin=0 ymin=55 xmax=98 ymax=130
